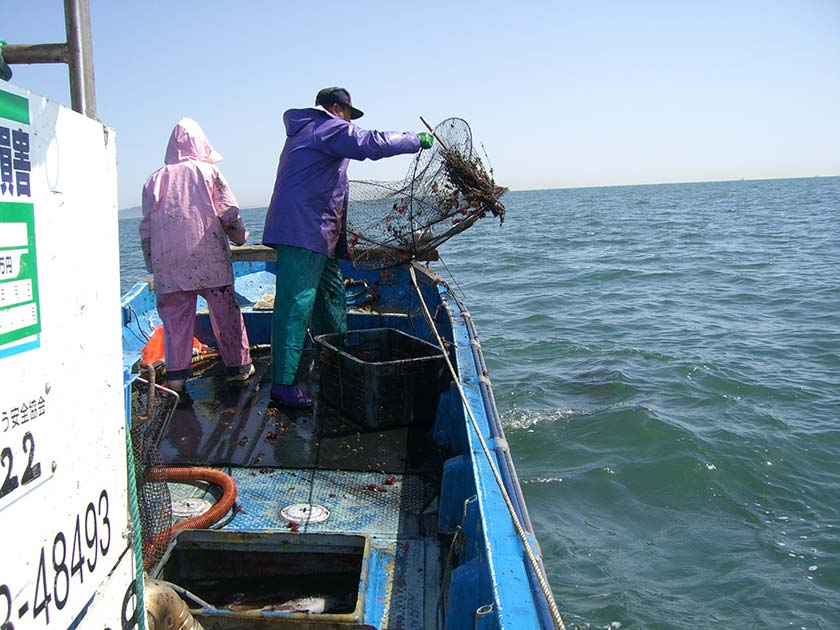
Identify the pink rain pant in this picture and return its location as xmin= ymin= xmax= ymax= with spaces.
xmin=156 ymin=285 xmax=251 ymax=379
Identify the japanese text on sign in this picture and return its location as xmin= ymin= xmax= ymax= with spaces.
xmin=2 ymin=393 xmax=46 ymax=433
xmin=0 ymin=125 xmax=30 ymax=198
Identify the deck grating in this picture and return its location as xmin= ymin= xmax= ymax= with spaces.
xmin=227 ymin=467 xmax=435 ymax=538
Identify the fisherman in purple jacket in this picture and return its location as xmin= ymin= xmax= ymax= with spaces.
xmin=263 ymin=87 xmax=434 ymax=407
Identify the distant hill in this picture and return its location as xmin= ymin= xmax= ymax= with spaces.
xmin=119 ymin=205 xmax=142 ymax=219
xmin=119 ymin=205 xmax=266 ymax=219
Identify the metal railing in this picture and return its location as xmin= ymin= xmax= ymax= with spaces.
xmin=2 ymin=0 xmax=97 ymax=119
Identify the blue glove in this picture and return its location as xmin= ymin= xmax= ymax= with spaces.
xmin=417 ymin=132 xmax=434 ymax=149
xmin=0 ymin=41 xmax=12 ymax=82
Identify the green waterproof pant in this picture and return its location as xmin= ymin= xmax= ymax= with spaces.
xmin=271 ymin=245 xmax=347 ymax=385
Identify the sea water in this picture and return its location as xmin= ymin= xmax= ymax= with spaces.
xmin=119 ymin=176 xmax=840 ymax=629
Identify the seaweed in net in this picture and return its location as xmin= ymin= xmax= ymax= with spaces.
xmin=347 ymin=117 xmax=506 ymax=270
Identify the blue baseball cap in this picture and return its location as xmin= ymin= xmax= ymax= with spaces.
xmin=315 ymin=87 xmax=364 ymax=120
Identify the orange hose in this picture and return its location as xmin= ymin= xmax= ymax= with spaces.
xmin=142 ymin=467 xmax=237 ymax=569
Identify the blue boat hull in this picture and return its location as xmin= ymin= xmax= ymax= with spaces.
xmin=120 ymin=253 xmax=555 ymax=629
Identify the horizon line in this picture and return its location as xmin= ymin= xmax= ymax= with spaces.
xmin=118 ymin=173 xmax=839 ymax=213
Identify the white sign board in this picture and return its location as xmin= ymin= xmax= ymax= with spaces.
xmin=0 ymin=83 xmax=135 ymax=629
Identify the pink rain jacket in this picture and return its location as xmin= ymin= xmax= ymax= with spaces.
xmin=140 ymin=119 xmax=248 ymax=294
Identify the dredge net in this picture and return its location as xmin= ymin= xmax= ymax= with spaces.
xmin=347 ymin=117 xmax=506 ymax=269
xmin=130 ymin=376 xmax=175 ymax=570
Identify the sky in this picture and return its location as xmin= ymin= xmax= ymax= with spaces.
xmin=4 ymin=0 xmax=840 ymax=210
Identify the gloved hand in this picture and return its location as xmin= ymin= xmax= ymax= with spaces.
xmin=417 ymin=132 xmax=434 ymax=150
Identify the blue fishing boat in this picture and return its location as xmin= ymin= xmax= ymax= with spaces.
xmin=119 ymin=249 xmax=564 ymax=629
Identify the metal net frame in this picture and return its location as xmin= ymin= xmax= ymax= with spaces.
xmin=347 ymin=118 xmax=506 ymax=270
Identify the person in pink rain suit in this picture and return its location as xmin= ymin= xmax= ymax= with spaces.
xmin=140 ymin=118 xmax=254 ymax=393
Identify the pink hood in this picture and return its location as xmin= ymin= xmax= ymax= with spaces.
xmin=164 ymin=118 xmax=223 ymax=165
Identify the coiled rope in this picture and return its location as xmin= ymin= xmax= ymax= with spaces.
xmin=409 ymin=265 xmax=566 ymax=630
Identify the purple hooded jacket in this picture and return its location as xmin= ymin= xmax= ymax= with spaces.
xmin=262 ymin=107 xmax=421 ymax=257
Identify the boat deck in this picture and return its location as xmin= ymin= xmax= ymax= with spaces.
xmin=154 ymin=349 xmax=444 ymax=627
xmin=121 ymin=261 xmax=554 ymax=629
xmin=160 ymin=349 xmax=442 ymax=474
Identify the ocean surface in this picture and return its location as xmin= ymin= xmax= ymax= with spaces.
xmin=119 ymin=177 xmax=840 ymax=629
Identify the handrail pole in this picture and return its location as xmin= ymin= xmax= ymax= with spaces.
xmin=0 ymin=0 xmax=97 ymax=119
xmin=2 ymin=44 xmax=68 ymax=64
xmin=64 ymin=0 xmax=97 ymax=118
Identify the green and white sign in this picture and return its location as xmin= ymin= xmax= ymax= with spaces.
xmin=0 ymin=89 xmax=38 ymax=357
xmin=0 ymin=201 xmax=39 ymax=355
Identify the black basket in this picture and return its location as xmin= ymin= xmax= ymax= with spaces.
xmin=315 ymin=328 xmax=446 ymax=429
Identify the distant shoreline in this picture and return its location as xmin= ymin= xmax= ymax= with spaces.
xmin=118 ymin=174 xmax=840 ymax=217
xmin=118 ymin=205 xmax=268 ymax=219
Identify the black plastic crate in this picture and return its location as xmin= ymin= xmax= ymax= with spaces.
xmin=315 ymin=328 xmax=445 ymax=429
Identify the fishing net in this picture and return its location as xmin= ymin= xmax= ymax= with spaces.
xmin=347 ymin=117 xmax=506 ymax=269
xmin=130 ymin=376 xmax=175 ymax=570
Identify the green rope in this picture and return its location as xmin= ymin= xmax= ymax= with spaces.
xmin=0 ymin=41 xmax=12 ymax=82
xmin=125 ymin=423 xmax=148 ymax=629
